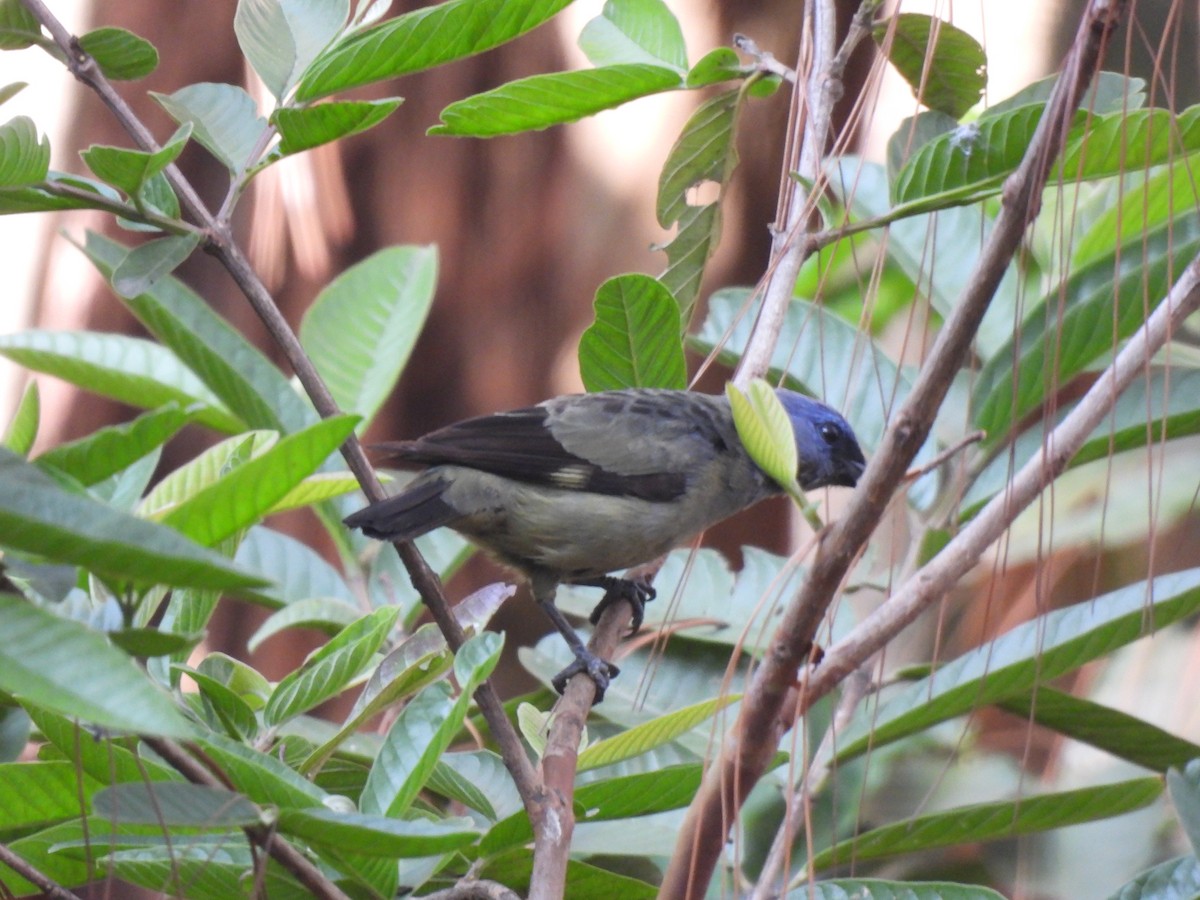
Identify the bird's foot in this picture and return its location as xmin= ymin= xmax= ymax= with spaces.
xmin=576 ymin=576 xmax=657 ymax=634
xmin=551 ymin=649 xmax=620 ymax=702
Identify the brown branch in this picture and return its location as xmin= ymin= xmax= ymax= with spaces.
xmin=805 ymin=250 xmax=1200 ymax=715
xmin=528 ymin=587 xmax=634 ymax=900
xmin=143 ymin=738 xmax=352 ymax=900
xmin=0 ymin=841 xmax=84 ymax=900
xmin=20 ymin=0 xmax=541 ymax=815
xmin=658 ymin=2 xmax=1129 ymax=896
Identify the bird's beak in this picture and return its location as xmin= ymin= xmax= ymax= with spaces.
xmin=837 ymin=456 xmax=866 ymax=488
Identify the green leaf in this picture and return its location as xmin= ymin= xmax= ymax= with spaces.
xmin=1060 ymin=106 xmax=1200 ymax=182
xmin=0 ymin=595 xmax=194 ymax=736
xmin=0 ymin=761 xmax=92 ymax=833
xmin=267 ymin=470 xmax=367 ymax=514
xmin=658 ymin=202 xmax=720 ymax=323
xmin=152 ymin=83 xmax=267 ymax=174
xmin=1105 ymin=856 xmax=1200 ymax=900
xmin=235 ymin=0 xmax=349 ymax=99
xmin=264 ymin=605 xmax=400 ymax=726
xmin=1167 ymin=759 xmax=1200 ymax=858
xmin=655 ymin=89 xmax=739 ymax=320
xmin=108 ymin=627 xmax=203 ymax=659
xmin=428 ymin=750 xmax=518 ymax=821
xmin=685 ymin=47 xmax=744 ymax=88
xmin=996 ymin=686 xmax=1200 ymax=773
xmin=830 ymin=157 xmax=1022 ymax=359
xmin=2 ymin=379 xmax=37 ymax=455
xmin=0 ymin=0 xmax=41 ymax=50
xmin=1073 ymin=157 xmax=1200 ymax=269
xmin=0 ymin=81 xmax=27 ymax=106
xmin=973 ymin=217 xmax=1200 ymax=443
xmin=360 ymin=632 xmax=502 ymax=817
xmin=277 ymin=807 xmax=478 ymax=857
xmin=430 ymin=64 xmax=683 ymax=138
xmin=94 ymin=782 xmax=261 ymax=826
xmin=577 ymin=693 xmax=739 ymax=772
xmin=296 ymin=0 xmax=573 ymax=101
xmin=874 ymin=13 xmax=987 ymax=118
xmin=180 ymin=667 xmax=260 ymax=738
xmin=0 ymin=329 xmax=245 ymax=434
xmin=478 ymin=849 xmax=658 ymax=900
xmin=158 ymin=415 xmax=358 ymax=546
xmin=97 ymin=844 xmax=310 ymax=900
xmin=726 ymin=379 xmax=800 ymax=497
xmin=195 ymin=732 xmax=327 ymax=808
xmin=80 ymin=231 xmax=315 ymax=434
xmin=835 ymin=568 xmax=1200 ymax=760
xmin=482 ymin=763 xmax=702 ymax=853
xmin=299 ymin=245 xmax=437 ymax=430
xmin=248 ymin=597 xmax=362 ymax=651
xmin=35 ymin=404 xmax=193 ymax=487
xmin=274 ymin=97 xmax=402 ymax=154
xmin=300 ymin=584 xmax=511 ymax=775
xmin=80 ymin=122 xmax=191 ymax=201
xmin=25 ymin=707 xmax=178 ymax=786
xmin=986 ymin=70 xmax=1142 ymax=120
xmin=577 ymin=0 xmax=687 ymax=71
xmin=809 ymin=778 xmax=1161 ymax=870
xmin=892 ymin=103 xmax=1059 ymax=205
xmin=140 ymin=430 xmax=275 ymax=517
xmin=0 ymin=116 xmax=49 ymax=186
xmin=234 ymin=524 xmax=358 ymax=609
xmin=963 ymin=366 xmax=1200 ymax=516
xmin=77 ymin=26 xmax=158 ymax=80
xmin=111 ymin=234 xmax=201 ymax=298
xmin=791 ymin=880 xmax=1007 ymax=899
xmin=578 ymin=274 xmax=685 ymax=391
xmin=0 ymin=171 xmax=124 ymax=216
xmin=0 ymin=449 xmax=268 ymax=592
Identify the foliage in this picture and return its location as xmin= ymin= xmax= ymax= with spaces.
xmin=0 ymin=0 xmax=1197 ymax=898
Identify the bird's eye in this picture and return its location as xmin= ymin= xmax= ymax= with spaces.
xmin=819 ymin=423 xmax=841 ymax=446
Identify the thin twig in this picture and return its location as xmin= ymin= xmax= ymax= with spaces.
xmin=659 ymin=2 xmax=1128 ymax=896
xmin=733 ymin=0 xmax=841 ymax=388
xmin=750 ymin=668 xmax=872 ymax=900
xmin=902 ymin=430 xmax=985 ymax=483
xmin=143 ymin=738 xmax=352 ymax=900
xmin=734 ymin=34 xmax=798 ymax=85
xmin=805 ymin=250 xmax=1200 ymax=710
xmin=20 ymin=0 xmax=541 ymax=816
xmin=0 ymin=841 xmax=84 ymax=900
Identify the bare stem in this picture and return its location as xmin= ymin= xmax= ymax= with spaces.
xmin=659 ymin=2 xmax=1128 ymax=896
xmin=0 ymin=841 xmax=84 ymax=900
xmin=529 ymin=588 xmax=636 ymax=899
xmin=144 ymin=738 xmax=353 ymax=900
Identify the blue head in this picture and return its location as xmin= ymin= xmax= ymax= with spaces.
xmin=775 ymin=389 xmax=866 ymax=489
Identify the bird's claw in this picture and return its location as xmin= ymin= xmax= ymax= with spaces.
xmin=552 ymin=650 xmax=620 ymax=702
xmin=587 ymin=577 xmax=657 ymax=634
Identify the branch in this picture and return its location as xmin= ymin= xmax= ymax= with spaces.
xmin=528 ymin=584 xmax=637 ymax=900
xmin=21 ymin=0 xmax=541 ymax=814
xmin=805 ymin=249 xmax=1200 ymax=710
xmin=659 ymin=2 xmax=1129 ymax=896
xmin=143 ymin=738 xmax=353 ymax=900
xmin=0 ymin=841 xmax=84 ymax=900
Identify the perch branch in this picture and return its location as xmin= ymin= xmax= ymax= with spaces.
xmin=659 ymin=2 xmax=1128 ymax=896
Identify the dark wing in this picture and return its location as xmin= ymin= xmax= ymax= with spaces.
xmin=372 ymin=391 xmax=734 ymax=503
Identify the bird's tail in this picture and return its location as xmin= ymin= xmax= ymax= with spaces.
xmin=343 ymin=475 xmax=457 ymax=542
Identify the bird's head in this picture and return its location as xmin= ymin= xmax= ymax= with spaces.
xmin=775 ymin=389 xmax=866 ymax=490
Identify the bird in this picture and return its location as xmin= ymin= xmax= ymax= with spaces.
xmin=344 ymin=387 xmax=866 ymax=700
